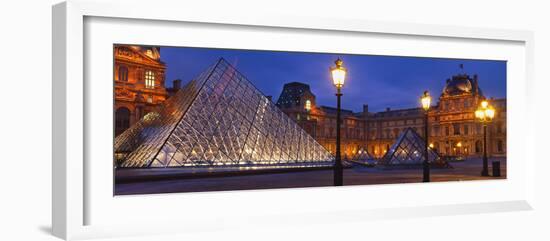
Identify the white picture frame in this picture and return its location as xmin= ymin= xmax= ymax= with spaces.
xmin=52 ymin=0 xmax=535 ymax=240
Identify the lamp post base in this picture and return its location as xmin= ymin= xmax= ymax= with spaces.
xmin=334 ymin=165 xmax=343 ymax=186
xmin=481 ymin=155 xmax=489 ymax=177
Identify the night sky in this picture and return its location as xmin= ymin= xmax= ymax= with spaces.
xmin=160 ymin=47 xmax=506 ymax=113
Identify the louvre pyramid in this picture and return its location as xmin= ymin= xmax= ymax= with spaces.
xmin=379 ymin=127 xmax=447 ymax=167
xmin=115 ymin=58 xmax=334 ymax=168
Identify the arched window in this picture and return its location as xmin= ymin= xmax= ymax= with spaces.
xmin=118 ymin=65 xmax=128 ymax=82
xmin=305 ymin=99 xmax=311 ymax=111
xmin=432 ymin=126 xmax=440 ymax=137
xmin=497 ymin=140 xmax=504 ymax=152
xmin=475 ymin=140 xmax=482 ymax=154
xmin=115 ymin=107 xmax=131 ymax=136
xmin=453 ymin=123 xmax=461 ymax=135
xmin=145 ymin=70 xmax=155 ymax=88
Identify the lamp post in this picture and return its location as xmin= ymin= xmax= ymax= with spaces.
xmin=331 ymin=58 xmax=346 ymax=186
xmin=475 ymin=100 xmax=495 ymax=176
xmin=420 ymin=91 xmax=432 ymax=182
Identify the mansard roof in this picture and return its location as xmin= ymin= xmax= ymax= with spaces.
xmin=115 ymin=45 xmax=166 ymax=68
xmin=372 ymin=107 xmax=424 ymax=118
xmin=319 ymin=106 xmax=355 ymax=116
xmin=276 ymin=81 xmax=316 ymax=108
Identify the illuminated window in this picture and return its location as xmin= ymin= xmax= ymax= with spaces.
xmin=118 ymin=65 xmax=128 ymax=81
xmin=305 ymin=99 xmax=311 ymax=111
xmin=145 ymin=70 xmax=155 ymax=89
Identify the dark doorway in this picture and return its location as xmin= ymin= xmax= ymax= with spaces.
xmin=115 ymin=107 xmax=131 ymax=136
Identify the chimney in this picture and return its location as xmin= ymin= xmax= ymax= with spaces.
xmin=172 ymin=79 xmax=182 ymax=90
xmin=446 ymin=78 xmax=451 ymax=84
xmin=472 ymin=75 xmax=479 ymax=93
xmin=363 ymin=104 xmax=369 ymax=114
xmin=386 ymin=107 xmax=391 ymax=112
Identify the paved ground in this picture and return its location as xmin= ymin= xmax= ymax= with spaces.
xmin=115 ymin=157 xmax=506 ymax=195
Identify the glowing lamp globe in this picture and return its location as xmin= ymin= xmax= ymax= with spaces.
xmin=331 ymin=58 xmax=346 ymax=88
xmin=421 ymin=91 xmax=431 ymax=111
xmin=475 ymin=109 xmax=485 ymax=120
xmin=475 ymin=99 xmax=496 ymax=122
xmin=481 ymin=100 xmax=489 ymax=108
xmin=485 ymin=106 xmax=495 ymax=120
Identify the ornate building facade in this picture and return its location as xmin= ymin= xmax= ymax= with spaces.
xmin=114 ymin=45 xmax=168 ymax=136
xmin=276 ymin=74 xmax=506 ymax=159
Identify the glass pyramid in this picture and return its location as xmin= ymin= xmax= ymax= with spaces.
xmin=115 ymin=58 xmax=334 ymax=168
xmin=350 ymin=147 xmax=373 ymax=162
xmin=342 ymin=147 xmax=375 ymax=167
xmin=379 ymin=127 xmax=447 ymax=167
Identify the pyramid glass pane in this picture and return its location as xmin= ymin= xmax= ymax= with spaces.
xmin=115 ymin=59 xmax=334 ymax=168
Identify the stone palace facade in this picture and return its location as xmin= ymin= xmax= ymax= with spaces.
xmin=114 ymin=45 xmax=168 ymax=136
xmin=275 ymin=74 xmax=506 ymax=159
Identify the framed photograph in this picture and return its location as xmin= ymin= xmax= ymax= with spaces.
xmin=52 ymin=0 xmax=535 ymax=240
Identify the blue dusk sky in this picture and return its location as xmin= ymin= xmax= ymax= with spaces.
xmin=160 ymin=47 xmax=506 ymax=113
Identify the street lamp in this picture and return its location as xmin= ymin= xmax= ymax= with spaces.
xmin=331 ymin=58 xmax=346 ymax=186
xmin=420 ymin=91 xmax=431 ymax=182
xmin=475 ymin=99 xmax=495 ymax=176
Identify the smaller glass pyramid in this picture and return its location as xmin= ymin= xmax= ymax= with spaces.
xmin=379 ymin=127 xmax=449 ymax=168
xmin=344 ymin=147 xmax=375 ymax=166
xmin=350 ymin=147 xmax=373 ymax=161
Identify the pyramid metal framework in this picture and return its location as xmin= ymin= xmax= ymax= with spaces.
xmin=115 ymin=58 xmax=334 ymax=168
xmin=379 ymin=127 xmax=443 ymax=166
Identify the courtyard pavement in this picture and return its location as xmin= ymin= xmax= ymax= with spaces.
xmin=115 ymin=157 xmax=506 ymax=195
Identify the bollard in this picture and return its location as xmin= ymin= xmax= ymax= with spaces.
xmin=492 ymin=161 xmax=501 ymax=177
